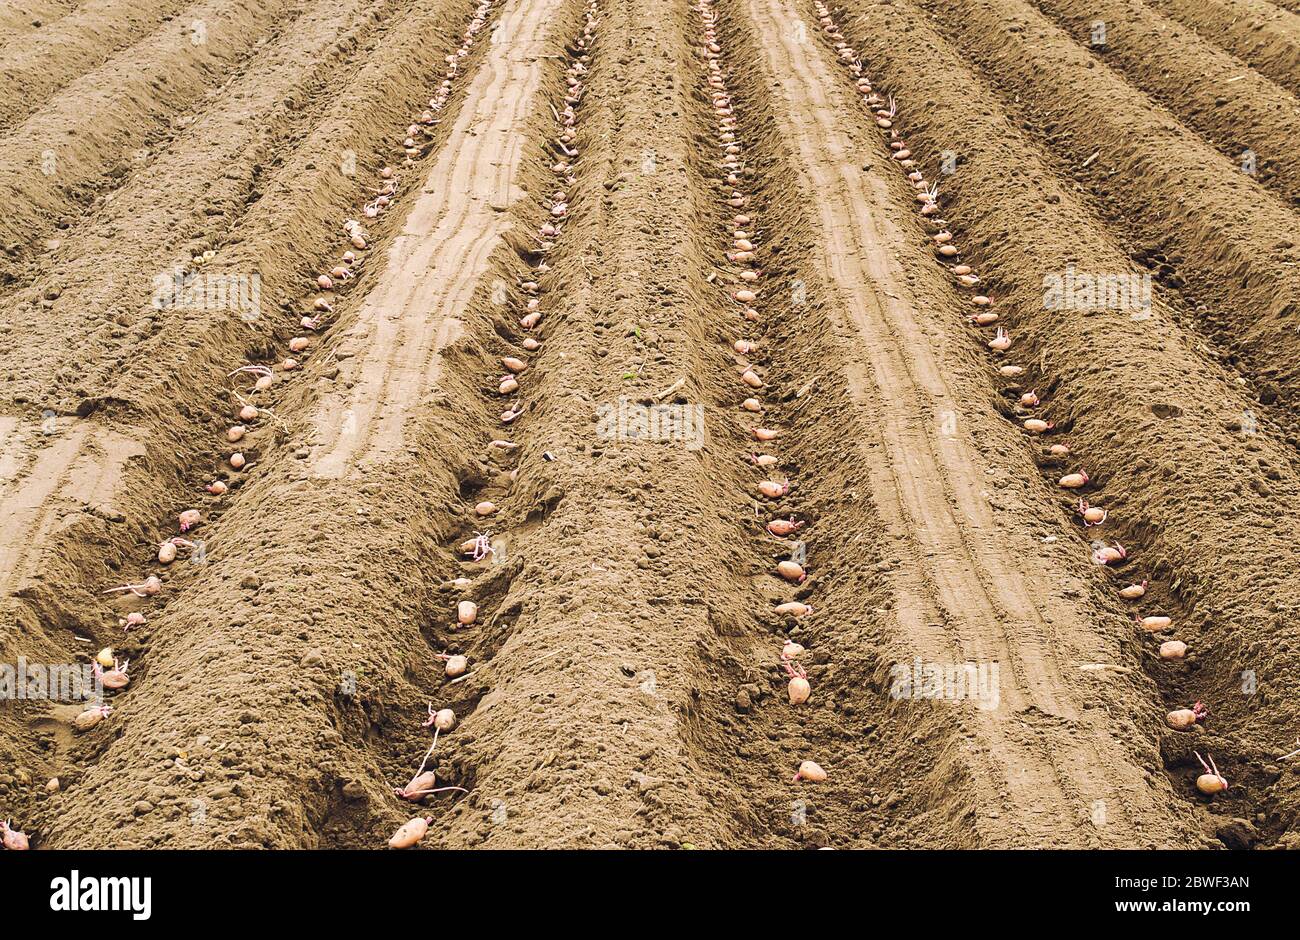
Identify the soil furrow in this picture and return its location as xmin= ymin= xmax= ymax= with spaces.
xmin=0 ymin=0 xmax=302 ymax=258
xmin=22 ymin=0 xmax=599 ymax=851
xmin=0 ymin=0 xmax=435 ymax=311
xmin=670 ymin=0 xmax=976 ymax=849
xmin=0 ymin=0 xmax=518 ymax=845
xmin=1028 ymin=0 xmax=1300 ymax=208
xmin=3 ymin=0 xmax=1299 ymax=855
xmin=0 ymin=0 xmax=192 ymax=134
xmin=427 ymin=0 xmax=768 ymax=848
xmin=0 ymin=0 xmax=508 ymax=419
xmin=0 ymin=1 xmax=78 ymax=43
xmin=307 ymin=0 xmax=558 ymax=478
xmin=0 ymin=0 xmax=357 ymax=303
xmin=734 ymin=0 xmax=1196 ymax=847
xmin=837 ymin=0 xmax=1300 ymax=846
xmin=911 ymin=0 xmax=1300 ymax=452
xmin=1144 ymin=0 xmax=1300 ymax=97
xmin=0 ymin=0 xmax=473 ymax=690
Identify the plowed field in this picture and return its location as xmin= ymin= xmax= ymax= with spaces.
xmin=2 ymin=0 xmax=1298 ymax=850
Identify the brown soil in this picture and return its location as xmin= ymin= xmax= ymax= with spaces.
xmin=1144 ymin=0 xmax=1300 ymax=97
xmin=1 ymin=0 xmax=1298 ymax=850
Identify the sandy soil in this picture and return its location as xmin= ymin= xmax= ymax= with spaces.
xmin=1 ymin=0 xmax=1298 ymax=850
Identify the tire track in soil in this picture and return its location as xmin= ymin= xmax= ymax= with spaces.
xmin=308 ymin=0 xmax=560 ymax=478
xmin=672 ymin=0 xmax=863 ymax=849
xmin=1144 ymin=0 xmax=1300 ymax=98
xmin=1028 ymin=0 xmax=1300 ymax=208
xmin=375 ymin=0 xmax=612 ymax=849
xmin=0 ymin=418 xmax=142 ymax=603
xmin=744 ymin=0 xmax=1198 ymax=846
xmin=669 ymin=0 xmax=971 ymax=849
xmin=415 ymin=0 xmax=888 ymax=850
xmin=836 ymin=0 xmax=1300 ymax=845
